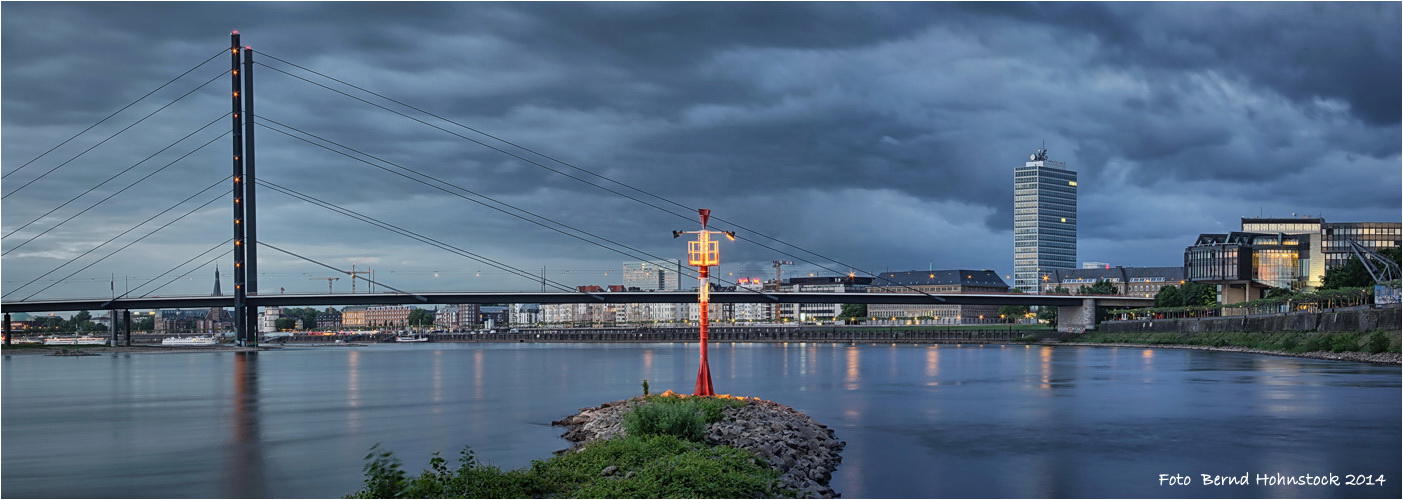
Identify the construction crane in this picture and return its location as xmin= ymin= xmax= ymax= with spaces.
xmin=770 ymin=260 xmax=793 ymax=291
xmin=347 ymin=264 xmax=370 ymax=293
xmin=770 ymin=260 xmax=793 ymax=322
xmin=310 ymin=276 xmax=339 ymax=294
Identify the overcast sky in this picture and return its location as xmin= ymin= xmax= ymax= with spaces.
xmin=3 ymin=2 xmax=1400 ymax=300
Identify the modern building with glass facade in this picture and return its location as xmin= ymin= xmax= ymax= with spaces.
xmin=1241 ymin=217 xmax=1401 ymax=272
xmin=1014 ymin=146 xmax=1077 ymax=292
xmin=1185 ymin=232 xmax=1311 ymax=303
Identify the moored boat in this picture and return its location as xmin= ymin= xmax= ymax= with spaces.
xmin=161 ymin=336 xmax=218 ymax=347
xmin=394 ymin=334 xmax=429 ymax=342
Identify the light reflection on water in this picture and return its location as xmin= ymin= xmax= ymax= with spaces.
xmin=2 ymin=343 xmax=1399 ymax=499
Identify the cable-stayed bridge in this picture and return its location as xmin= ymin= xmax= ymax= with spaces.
xmin=1 ymin=33 xmax=1150 ymax=340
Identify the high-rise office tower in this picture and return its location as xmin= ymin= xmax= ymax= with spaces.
xmin=1014 ymin=146 xmax=1077 ymax=293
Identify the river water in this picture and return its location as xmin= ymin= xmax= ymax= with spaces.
xmin=2 ymin=342 xmax=1398 ymax=498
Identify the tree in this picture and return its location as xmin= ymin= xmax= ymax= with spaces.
xmin=1323 ymin=247 xmax=1401 ymax=289
xmin=407 ymin=308 xmax=435 ymax=328
xmin=1180 ymin=282 xmax=1218 ymax=306
xmin=1264 ymin=287 xmax=1296 ymax=299
xmin=1082 ymin=279 xmax=1118 ymax=295
xmin=997 ymin=304 xmax=1029 ymax=321
xmin=274 ymin=318 xmax=298 ymax=331
xmin=66 ymin=310 xmax=99 ymax=332
xmin=1038 ymin=286 xmax=1070 ymax=324
xmin=133 ymin=316 xmax=155 ymax=332
xmin=279 ymin=307 xmax=323 ymax=330
xmin=1154 ymin=285 xmax=1183 ymax=308
xmin=839 ymin=304 xmax=867 ymax=320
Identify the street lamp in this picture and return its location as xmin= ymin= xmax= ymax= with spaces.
xmin=673 ymin=208 xmax=734 ymax=396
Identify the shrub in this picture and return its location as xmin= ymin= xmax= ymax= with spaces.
xmin=1329 ymin=332 xmax=1360 ymax=353
xmin=621 ymin=400 xmax=708 ymax=442
xmin=1365 ymin=330 xmax=1391 ymax=354
xmin=346 ymin=435 xmax=791 ymax=499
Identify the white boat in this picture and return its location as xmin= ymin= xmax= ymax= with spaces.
xmin=13 ymin=337 xmax=42 ymax=344
xmin=75 ymin=336 xmax=107 ymax=345
xmin=161 ymin=336 xmax=218 ymax=347
xmin=43 ymin=337 xmax=76 ymax=346
xmin=394 ymin=334 xmax=429 ymax=343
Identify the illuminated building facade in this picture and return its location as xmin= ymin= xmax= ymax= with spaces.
xmin=778 ymin=276 xmax=872 ymax=322
xmin=1241 ymin=217 xmax=1401 ymax=273
xmin=868 ymin=270 xmax=1008 ymax=323
xmin=1014 ymin=147 xmax=1077 ymax=293
xmin=1185 ymin=232 xmax=1310 ymax=303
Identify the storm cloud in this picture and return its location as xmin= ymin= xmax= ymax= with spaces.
xmin=3 ymin=2 xmax=1398 ymax=299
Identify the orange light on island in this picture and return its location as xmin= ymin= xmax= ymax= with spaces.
xmin=673 ymin=208 xmax=735 ymax=396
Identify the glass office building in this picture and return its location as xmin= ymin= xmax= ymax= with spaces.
xmin=1014 ymin=147 xmax=1077 ymax=293
xmin=1240 ymin=217 xmax=1401 ymax=283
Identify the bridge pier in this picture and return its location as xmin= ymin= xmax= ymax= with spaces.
xmin=1057 ymin=298 xmax=1099 ymax=334
xmin=109 ymin=309 xmax=119 ymax=346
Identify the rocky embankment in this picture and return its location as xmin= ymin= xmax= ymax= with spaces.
xmin=1057 ymin=342 xmax=1401 ymax=365
xmin=553 ymin=396 xmax=846 ymax=498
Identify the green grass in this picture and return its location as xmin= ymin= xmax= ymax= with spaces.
xmin=620 ymin=393 xmax=747 ymax=442
xmin=1072 ymin=330 xmax=1401 ymax=354
xmin=347 ymin=394 xmax=783 ymax=498
xmin=346 ymin=434 xmax=792 ymax=499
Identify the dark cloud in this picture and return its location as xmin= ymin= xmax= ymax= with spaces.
xmin=3 ymin=2 xmax=1398 ymax=299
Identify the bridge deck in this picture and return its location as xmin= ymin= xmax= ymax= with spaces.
xmin=1 ymin=291 xmax=1152 ymax=313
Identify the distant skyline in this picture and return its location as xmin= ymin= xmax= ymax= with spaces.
xmin=3 ymin=2 xmax=1399 ymax=300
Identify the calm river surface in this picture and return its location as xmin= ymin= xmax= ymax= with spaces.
xmin=3 ymin=342 xmax=1399 ymax=498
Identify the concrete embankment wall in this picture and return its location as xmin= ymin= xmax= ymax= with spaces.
xmin=1099 ymin=305 xmax=1401 ymax=334
xmin=271 ymin=328 xmax=1046 ymax=344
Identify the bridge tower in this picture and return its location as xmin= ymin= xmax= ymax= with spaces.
xmin=227 ymin=32 xmax=261 ymax=347
xmin=230 ymin=31 xmax=249 ymax=346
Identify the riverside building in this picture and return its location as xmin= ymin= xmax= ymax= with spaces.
xmin=1185 ymin=232 xmax=1312 ymax=303
xmin=1240 ymin=217 xmax=1401 ymax=273
xmin=623 ymin=260 xmax=682 ymax=291
xmin=868 ymin=270 xmax=1009 ymax=323
xmin=1014 ymin=146 xmax=1077 ymax=293
xmin=1039 ymin=266 xmax=1185 ymax=298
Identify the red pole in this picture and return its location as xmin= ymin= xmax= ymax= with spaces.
xmin=693 ymin=208 xmax=715 ymax=396
xmin=694 ymin=265 xmax=714 ymax=395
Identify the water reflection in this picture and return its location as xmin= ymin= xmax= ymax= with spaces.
xmin=346 ymin=349 xmax=362 ymax=434
xmin=2 ymin=343 xmax=1397 ymax=499
xmin=222 ymin=352 xmax=265 ymax=498
xmin=1039 ymin=345 xmax=1053 ymax=391
xmin=472 ymin=349 xmax=484 ymax=399
xmin=431 ymin=350 xmax=443 ymax=407
xmin=844 ymin=346 xmax=860 ymax=391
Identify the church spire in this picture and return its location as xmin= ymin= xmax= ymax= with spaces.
xmin=212 ymin=265 xmax=223 ymax=297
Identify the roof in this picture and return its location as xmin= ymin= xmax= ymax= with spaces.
xmin=1193 ymin=232 xmax=1310 ymax=247
xmin=1049 ymin=266 xmax=1184 ymax=282
xmin=871 ymin=269 xmax=1008 ymax=288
